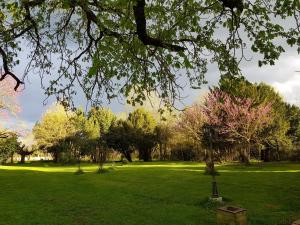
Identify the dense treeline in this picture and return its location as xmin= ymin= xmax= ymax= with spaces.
xmin=1 ymin=76 xmax=300 ymax=165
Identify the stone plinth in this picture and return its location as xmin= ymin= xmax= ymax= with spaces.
xmin=210 ymin=197 xmax=223 ymax=203
xmin=292 ymin=219 xmax=300 ymax=225
xmin=217 ymin=206 xmax=247 ymax=225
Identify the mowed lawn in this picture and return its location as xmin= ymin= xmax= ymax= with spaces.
xmin=0 ymin=162 xmax=300 ymax=225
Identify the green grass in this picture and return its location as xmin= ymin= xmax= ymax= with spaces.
xmin=0 ymin=161 xmax=299 ymax=225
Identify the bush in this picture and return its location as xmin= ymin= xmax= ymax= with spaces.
xmin=289 ymin=148 xmax=300 ymax=161
xmin=59 ymin=151 xmax=77 ymax=164
xmin=170 ymin=144 xmax=199 ymax=161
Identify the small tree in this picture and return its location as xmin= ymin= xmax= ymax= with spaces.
xmin=0 ymin=134 xmax=19 ymax=164
xmin=16 ymin=144 xmax=35 ymax=164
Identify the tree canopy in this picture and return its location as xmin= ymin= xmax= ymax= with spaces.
xmin=32 ymin=104 xmax=75 ymax=161
xmin=0 ymin=0 xmax=299 ymax=107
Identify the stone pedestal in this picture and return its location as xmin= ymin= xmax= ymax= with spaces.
xmin=292 ymin=219 xmax=300 ymax=225
xmin=217 ymin=206 xmax=247 ymax=225
xmin=210 ymin=196 xmax=223 ymax=203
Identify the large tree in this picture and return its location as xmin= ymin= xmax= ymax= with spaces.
xmin=0 ymin=0 xmax=299 ymax=107
xmin=128 ymin=108 xmax=157 ymax=161
xmin=106 ymin=119 xmax=135 ymax=162
xmin=219 ymin=75 xmax=292 ymax=161
xmin=86 ymin=107 xmax=116 ymax=171
xmin=202 ymin=89 xmax=272 ymax=164
xmin=32 ymin=104 xmax=75 ymax=162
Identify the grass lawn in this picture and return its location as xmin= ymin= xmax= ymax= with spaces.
xmin=0 ymin=161 xmax=299 ymax=225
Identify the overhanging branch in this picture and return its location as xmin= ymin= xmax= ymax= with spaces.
xmin=0 ymin=47 xmax=24 ymax=91
xmin=133 ymin=0 xmax=185 ymax=52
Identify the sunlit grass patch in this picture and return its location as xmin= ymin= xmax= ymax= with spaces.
xmin=0 ymin=161 xmax=299 ymax=225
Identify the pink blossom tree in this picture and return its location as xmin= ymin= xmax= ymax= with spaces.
xmin=202 ymin=89 xmax=272 ymax=164
xmin=0 ymin=72 xmax=21 ymax=138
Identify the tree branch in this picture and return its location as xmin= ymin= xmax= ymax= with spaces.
xmin=133 ymin=0 xmax=185 ymax=52
xmin=218 ymin=0 xmax=244 ymax=13
xmin=0 ymin=47 xmax=24 ymax=91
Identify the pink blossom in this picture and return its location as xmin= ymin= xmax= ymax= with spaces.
xmin=202 ymin=90 xmax=272 ymax=145
xmin=0 ymin=73 xmax=21 ymax=119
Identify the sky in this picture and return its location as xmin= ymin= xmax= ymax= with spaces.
xmin=1 ymin=28 xmax=300 ymax=131
xmin=7 ymin=47 xmax=298 ymax=131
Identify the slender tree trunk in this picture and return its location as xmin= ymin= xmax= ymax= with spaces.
xmin=159 ymin=142 xmax=163 ymax=160
xmin=276 ymin=141 xmax=280 ymax=161
xmin=53 ymin=152 xmax=59 ymax=163
xmin=163 ymin=143 xmax=168 ymax=160
xmin=98 ymin=147 xmax=107 ymax=173
xmin=10 ymin=153 xmax=14 ymax=164
xmin=246 ymin=145 xmax=251 ymax=164
xmin=77 ymin=152 xmax=81 ymax=171
xmin=206 ymin=132 xmax=219 ymax=198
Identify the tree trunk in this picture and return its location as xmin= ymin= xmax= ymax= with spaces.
xmin=10 ymin=153 xmax=14 ymax=164
xmin=123 ymin=151 xmax=132 ymax=162
xmin=240 ymin=147 xmax=250 ymax=165
xmin=98 ymin=147 xmax=107 ymax=173
xmin=263 ymin=148 xmax=270 ymax=162
xmin=163 ymin=143 xmax=168 ymax=160
xmin=20 ymin=154 xmax=26 ymax=164
xmin=53 ymin=152 xmax=59 ymax=163
xmin=142 ymin=149 xmax=152 ymax=162
xmin=159 ymin=142 xmax=163 ymax=160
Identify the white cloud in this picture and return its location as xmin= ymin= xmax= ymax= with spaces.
xmin=272 ymin=73 xmax=300 ymax=106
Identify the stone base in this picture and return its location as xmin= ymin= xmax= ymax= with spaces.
xmin=210 ymin=197 xmax=223 ymax=203
xmin=292 ymin=219 xmax=300 ymax=225
xmin=217 ymin=206 xmax=247 ymax=225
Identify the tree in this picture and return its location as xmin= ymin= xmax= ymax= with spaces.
xmin=219 ymin=75 xmax=292 ymax=161
xmin=128 ymin=108 xmax=157 ymax=161
xmin=86 ymin=107 xmax=116 ymax=172
xmin=177 ymin=104 xmax=206 ymax=152
xmin=285 ymin=104 xmax=300 ymax=160
xmin=286 ymin=105 xmax=300 ymax=146
xmin=0 ymin=73 xmax=21 ymax=138
xmin=16 ymin=144 xmax=35 ymax=164
xmin=1 ymin=1 xmax=299 ymax=108
xmin=68 ymin=109 xmax=88 ymax=173
xmin=155 ymin=123 xmax=174 ymax=160
xmin=0 ymin=134 xmax=19 ymax=164
xmin=32 ymin=104 xmax=75 ymax=162
xmin=106 ymin=120 xmax=135 ymax=162
xmin=202 ymin=89 xmax=272 ymax=164
xmin=0 ymin=76 xmax=20 ymax=116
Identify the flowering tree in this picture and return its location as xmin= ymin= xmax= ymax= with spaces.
xmin=202 ymin=90 xmax=272 ymax=164
xmin=176 ymin=104 xmax=206 ymax=159
xmin=0 ymin=77 xmax=21 ymax=116
xmin=0 ymin=71 xmax=21 ymax=138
